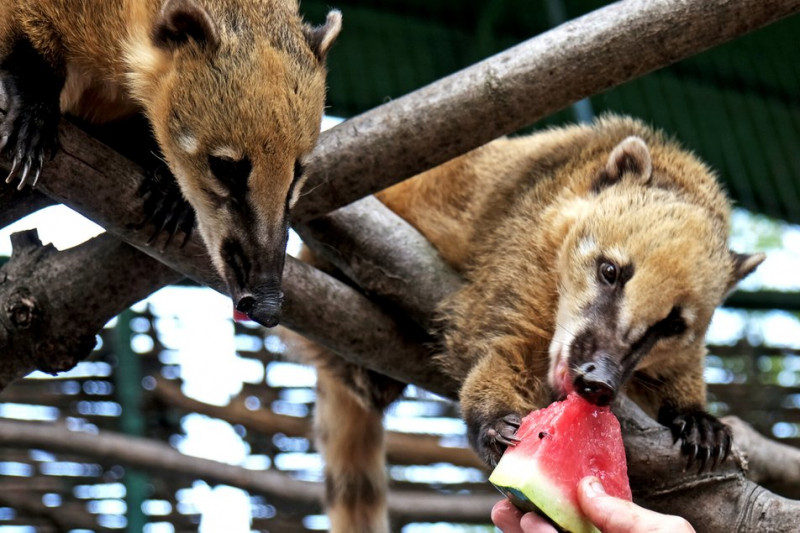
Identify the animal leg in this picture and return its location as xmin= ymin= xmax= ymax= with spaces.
xmin=135 ymin=164 xmax=195 ymax=249
xmin=460 ymin=353 xmax=547 ymax=467
xmin=0 ymin=36 xmax=63 ymax=189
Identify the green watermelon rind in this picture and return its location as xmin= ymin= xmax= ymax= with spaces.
xmin=489 ymin=451 xmax=600 ymax=533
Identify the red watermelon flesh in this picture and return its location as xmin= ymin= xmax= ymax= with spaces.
xmin=489 ymin=393 xmax=631 ymax=533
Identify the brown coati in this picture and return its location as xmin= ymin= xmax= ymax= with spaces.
xmin=301 ymin=115 xmax=764 ymax=531
xmin=0 ymin=0 xmax=341 ymax=327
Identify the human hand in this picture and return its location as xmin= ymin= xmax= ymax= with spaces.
xmin=491 ymin=476 xmax=696 ymax=533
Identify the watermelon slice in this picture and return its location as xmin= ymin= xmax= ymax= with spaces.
xmin=489 ymin=393 xmax=631 ymax=533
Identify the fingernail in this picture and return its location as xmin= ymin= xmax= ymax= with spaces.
xmin=582 ymin=476 xmax=606 ymax=498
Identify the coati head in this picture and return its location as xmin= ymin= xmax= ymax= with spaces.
xmin=124 ymin=0 xmax=341 ymax=326
xmin=548 ymin=136 xmax=765 ymax=406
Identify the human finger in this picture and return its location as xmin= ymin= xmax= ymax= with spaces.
xmin=577 ymin=477 xmax=695 ymax=533
xmin=519 ymin=510 xmax=560 ymax=533
xmin=491 ymin=499 xmax=525 ymax=533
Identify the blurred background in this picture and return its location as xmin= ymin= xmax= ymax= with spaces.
xmin=1 ymin=0 xmax=799 ymax=531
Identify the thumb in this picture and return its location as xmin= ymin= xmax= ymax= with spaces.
xmin=577 ymin=477 xmax=695 ymax=533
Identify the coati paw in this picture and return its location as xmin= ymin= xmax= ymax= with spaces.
xmin=135 ymin=165 xmax=195 ymax=249
xmin=0 ymin=80 xmax=60 ymax=190
xmin=471 ymin=413 xmax=521 ymax=467
xmin=661 ymin=407 xmax=732 ymax=472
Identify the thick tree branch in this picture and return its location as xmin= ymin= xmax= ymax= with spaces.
xmin=0 ymin=122 xmax=454 ymax=396
xmin=0 ymin=188 xmax=55 ymax=229
xmin=295 ymin=195 xmax=461 ymax=330
xmin=617 ymin=398 xmax=800 ymax=531
xmin=0 ymin=419 xmax=497 ymax=523
xmin=0 ymin=230 xmax=181 ymax=388
xmin=293 ymin=0 xmax=800 ymax=221
xmin=723 ymin=415 xmax=800 ymax=499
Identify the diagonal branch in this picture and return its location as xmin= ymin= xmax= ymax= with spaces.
xmin=0 ymin=123 xmax=453 ymax=396
xmin=0 ymin=188 xmax=55 ymax=229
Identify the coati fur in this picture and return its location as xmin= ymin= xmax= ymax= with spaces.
xmin=0 ymin=0 xmax=341 ymax=326
xmin=301 ymin=115 xmax=764 ymax=532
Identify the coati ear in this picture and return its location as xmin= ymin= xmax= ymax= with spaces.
xmin=594 ymin=136 xmax=653 ymax=191
xmin=726 ymin=251 xmax=766 ymax=293
xmin=153 ymin=0 xmax=220 ymax=51
xmin=304 ymin=10 xmax=342 ymax=62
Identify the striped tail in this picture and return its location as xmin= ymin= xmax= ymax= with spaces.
xmin=278 ymin=324 xmax=404 ymax=532
xmin=315 ymin=364 xmax=392 ymax=533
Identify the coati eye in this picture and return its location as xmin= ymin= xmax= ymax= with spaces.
xmin=208 ymin=155 xmax=252 ymax=192
xmin=599 ymin=261 xmax=619 ymax=285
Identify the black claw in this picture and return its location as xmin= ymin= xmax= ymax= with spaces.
xmin=502 ymin=413 xmax=522 ymax=429
xmin=176 ymin=209 xmax=195 ymax=247
xmin=470 ymin=411 xmax=523 ymax=466
xmin=659 ymin=406 xmax=732 ymax=472
xmin=1 ymin=38 xmax=64 ymax=190
xmin=723 ymin=432 xmax=732 ymax=462
xmin=496 ymin=436 xmax=520 ymax=447
xmin=696 ymin=446 xmax=711 ymax=473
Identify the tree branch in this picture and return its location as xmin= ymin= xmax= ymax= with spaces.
xmin=723 ymin=415 xmax=800 ymax=499
xmin=293 ymin=0 xmax=800 ymax=221
xmin=0 ymin=419 xmax=497 ymax=523
xmin=0 ymin=188 xmax=55 ymax=229
xmin=152 ymin=377 xmax=484 ymax=469
xmin=294 ymin=195 xmax=462 ymax=330
xmin=0 ymin=121 xmax=454 ymax=396
xmin=616 ymin=398 xmax=800 ymax=531
xmin=0 ymin=230 xmax=181 ymax=388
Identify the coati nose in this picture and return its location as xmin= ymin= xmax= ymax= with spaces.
xmin=236 ymin=296 xmax=256 ymax=315
xmin=236 ymin=295 xmax=281 ymax=328
xmin=236 ymin=286 xmax=284 ymax=328
xmin=573 ymin=362 xmax=617 ymax=407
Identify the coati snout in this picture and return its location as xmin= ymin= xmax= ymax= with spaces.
xmin=220 ymin=230 xmax=287 ymax=328
xmin=572 ymin=357 xmax=619 ymax=407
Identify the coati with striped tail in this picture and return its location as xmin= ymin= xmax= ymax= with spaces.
xmin=0 ymin=0 xmax=341 ymax=326
xmin=301 ymin=116 xmax=764 ymax=531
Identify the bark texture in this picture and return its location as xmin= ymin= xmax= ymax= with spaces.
xmin=0 ymin=188 xmax=55 ymax=229
xmin=0 ymin=230 xmax=181 ymax=388
xmin=723 ymin=415 xmax=800 ymax=499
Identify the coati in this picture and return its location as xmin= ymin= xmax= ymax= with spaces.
xmin=0 ymin=0 xmax=341 ymax=327
xmin=301 ymin=115 xmax=764 ymax=532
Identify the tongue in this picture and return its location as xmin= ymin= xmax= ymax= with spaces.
xmin=233 ymin=308 xmax=250 ymax=323
xmin=553 ymin=357 xmax=575 ymax=398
